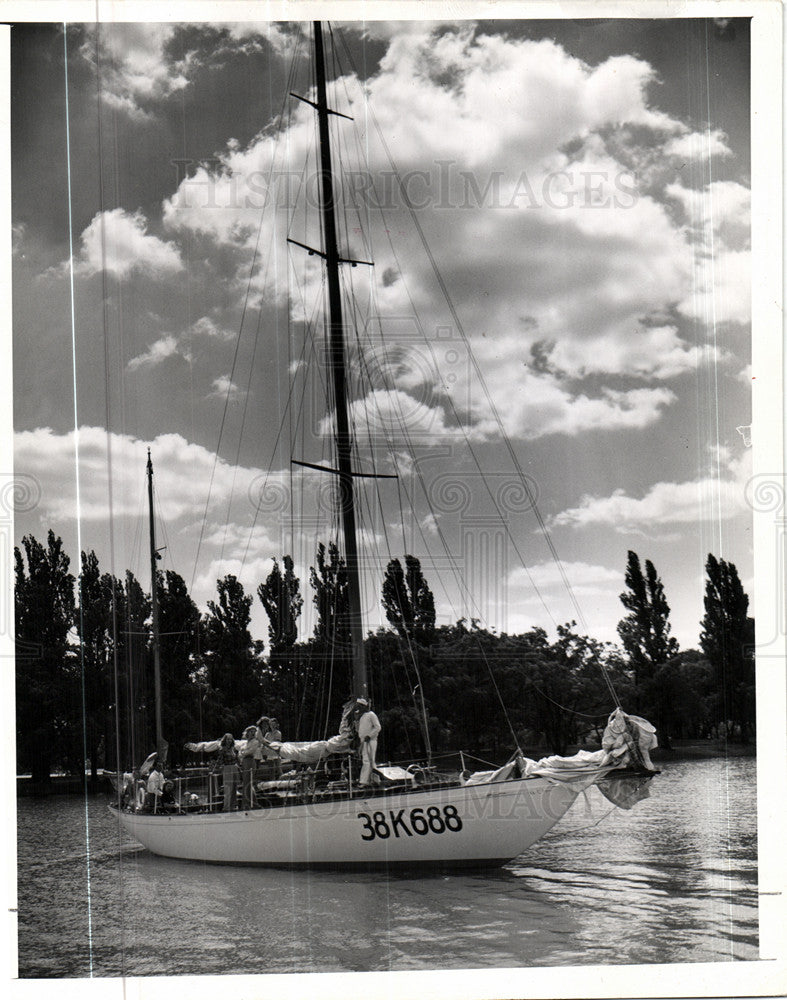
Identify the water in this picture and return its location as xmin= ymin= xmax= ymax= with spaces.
xmin=15 ymin=757 xmax=757 ymax=977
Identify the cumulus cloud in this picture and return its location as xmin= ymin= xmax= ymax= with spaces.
xmin=666 ymin=180 xmax=751 ymax=326
xmin=322 ymin=368 xmax=674 ymax=445
xmin=13 ymin=425 xmax=278 ymax=525
xmin=80 ymin=23 xmax=190 ymax=121
xmin=220 ymin=21 xmax=296 ymax=54
xmin=509 ymin=560 xmax=621 ymax=597
xmin=663 ymin=129 xmax=731 ymax=161
xmin=502 ymin=559 xmax=626 ymax=641
xmin=551 ymin=446 xmax=751 ymax=534
xmin=128 ymin=334 xmax=184 ymax=371
xmin=67 ymin=208 xmax=184 ymax=280
xmin=667 ymin=179 xmax=750 ymax=250
xmin=155 ymin=23 xmax=751 ymax=449
xmin=12 ymin=222 xmax=26 ymax=256
xmin=191 ymin=519 xmax=280 ymax=607
xmin=12 ymin=425 xmax=331 ymax=534
xmin=126 ymin=315 xmax=236 ymax=373
xmin=189 ymin=316 xmax=235 ymax=341
xmin=77 ymin=22 xmax=300 ymax=121
xmin=209 ymin=375 xmax=243 ymax=400
xmin=420 ymin=513 xmax=440 ymax=536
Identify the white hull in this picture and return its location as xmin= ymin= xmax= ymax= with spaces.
xmin=113 ymin=777 xmax=580 ymax=868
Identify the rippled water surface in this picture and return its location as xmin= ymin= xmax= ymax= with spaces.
xmin=16 ymin=757 xmax=757 ymax=976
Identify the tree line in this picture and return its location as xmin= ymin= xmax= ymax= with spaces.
xmin=14 ymin=532 xmax=755 ymax=783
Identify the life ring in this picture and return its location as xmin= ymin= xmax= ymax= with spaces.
xmin=136 ymin=784 xmax=146 ymax=811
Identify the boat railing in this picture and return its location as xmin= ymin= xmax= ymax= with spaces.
xmin=122 ymin=752 xmax=478 ymax=815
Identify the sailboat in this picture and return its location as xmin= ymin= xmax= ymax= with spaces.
xmin=112 ymin=21 xmax=657 ymax=869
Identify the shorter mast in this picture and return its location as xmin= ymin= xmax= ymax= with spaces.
xmin=146 ymin=449 xmax=164 ymax=755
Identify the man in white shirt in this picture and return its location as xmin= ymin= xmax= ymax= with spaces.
xmin=355 ymin=698 xmax=381 ymax=787
xmin=145 ymin=762 xmax=165 ymax=812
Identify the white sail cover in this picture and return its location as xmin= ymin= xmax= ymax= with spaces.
xmin=185 ymin=733 xmax=354 ymax=763
xmin=185 ymin=699 xmax=358 ymax=763
xmin=185 ymin=739 xmax=237 ymax=753
xmin=267 ymin=733 xmax=354 ymax=762
xmin=464 ymin=708 xmax=657 ymax=787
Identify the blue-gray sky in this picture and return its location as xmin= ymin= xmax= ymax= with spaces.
xmin=12 ymin=16 xmax=752 ymax=647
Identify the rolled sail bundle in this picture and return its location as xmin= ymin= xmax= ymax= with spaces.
xmin=185 ymin=739 xmax=234 ymax=753
xmin=464 ymin=708 xmax=658 ymax=788
xmin=185 ymin=733 xmax=354 ymax=764
xmin=601 ymin=708 xmax=657 ymax=770
xmin=267 ymin=733 xmax=353 ymax=763
xmin=185 ymin=698 xmax=357 ymax=764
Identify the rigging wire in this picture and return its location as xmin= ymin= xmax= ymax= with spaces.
xmin=331 ymin=25 xmax=621 ymax=712
xmin=189 ymin=28 xmax=305 ymax=593
xmin=326 ymin=31 xmax=509 ymax=742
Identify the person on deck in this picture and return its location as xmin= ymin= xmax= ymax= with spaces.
xmin=144 ymin=760 xmax=165 ymax=812
xmin=214 ymin=733 xmax=239 ymax=811
xmin=256 ymin=715 xmax=281 ymax=779
xmin=253 ymin=716 xmax=269 ymax=776
xmin=239 ymin=725 xmax=261 ymax=809
xmin=355 ymin=698 xmax=381 ymax=787
xmin=266 ymin=718 xmax=282 ymax=777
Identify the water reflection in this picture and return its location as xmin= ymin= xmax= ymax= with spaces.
xmin=16 ymin=757 xmax=757 ymax=976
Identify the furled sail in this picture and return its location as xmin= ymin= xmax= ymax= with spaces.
xmin=464 ymin=708 xmax=657 ymax=788
xmin=185 ymin=700 xmax=358 ymax=763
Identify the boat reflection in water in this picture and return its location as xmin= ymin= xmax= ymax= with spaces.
xmin=18 ymin=759 xmax=757 ymax=976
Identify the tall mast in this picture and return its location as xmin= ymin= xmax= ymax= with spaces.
xmin=146 ymin=449 xmax=164 ymax=754
xmin=312 ymin=21 xmax=367 ymax=697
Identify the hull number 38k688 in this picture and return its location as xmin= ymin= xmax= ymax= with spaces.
xmin=357 ymin=805 xmax=463 ymax=840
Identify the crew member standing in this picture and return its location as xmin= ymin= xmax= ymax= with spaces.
xmin=239 ymin=725 xmax=261 ymax=809
xmin=266 ymin=718 xmax=282 ymax=777
xmin=214 ymin=733 xmax=239 ymax=811
xmin=355 ymin=698 xmax=381 ymax=787
xmin=145 ymin=760 xmax=165 ymax=812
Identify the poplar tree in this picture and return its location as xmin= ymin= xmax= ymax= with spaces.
xmin=381 ymin=555 xmax=436 ymax=646
xmin=309 ymin=541 xmax=350 ymax=648
xmin=258 ymin=555 xmax=303 ymax=656
xmin=157 ymin=569 xmax=203 ymax=751
xmin=618 ymin=551 xmax=679 ymax=695
xmin=15 ymin=531 xmax=75 ymax=782
xmin=204 ymin=573 xmax=259 ymax=720
xmin=700 ymin=554 xmax=754 ymax=740
xmin=75 ymin=550 xmax=116 ymax=784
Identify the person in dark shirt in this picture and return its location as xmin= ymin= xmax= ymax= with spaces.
xmin=214 ymin=733 xmax=239 ymax=811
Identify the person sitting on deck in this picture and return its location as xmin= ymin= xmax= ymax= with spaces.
xmin=161 ymin=779 xmax=178 ymax=811
xmin=239 ymin=725 xmax=261 ymax=809
xmin=354 ymin=698 xmax=381 ymax=787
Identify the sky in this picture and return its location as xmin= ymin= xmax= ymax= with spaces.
xmin=10 ymin=14 xmax=753 ymax=650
